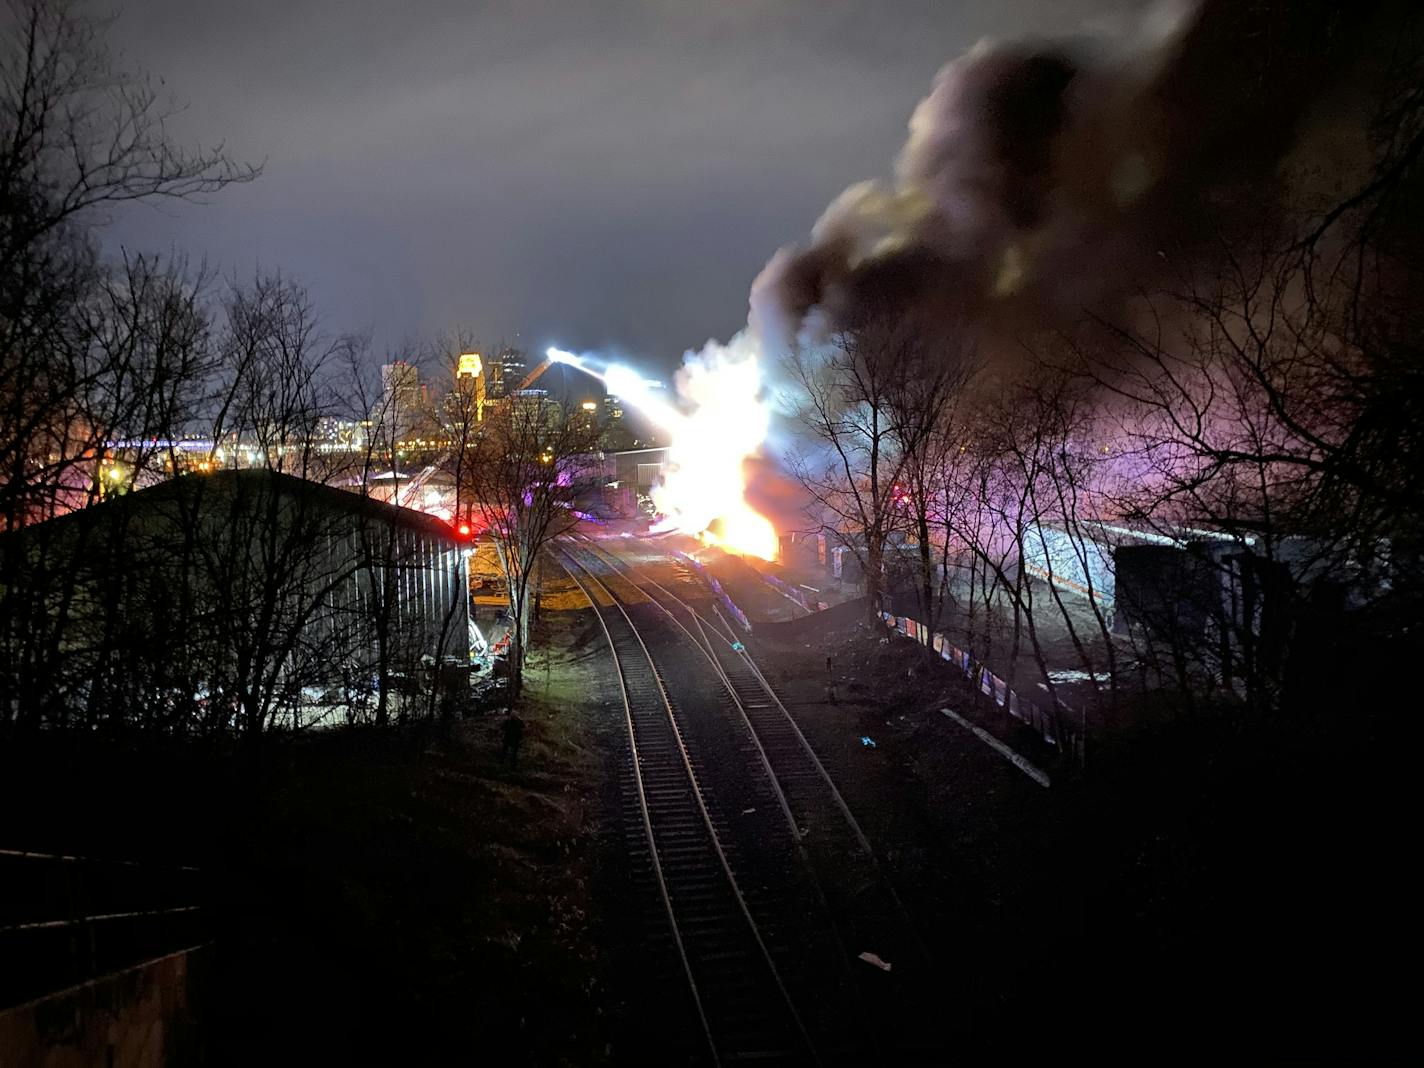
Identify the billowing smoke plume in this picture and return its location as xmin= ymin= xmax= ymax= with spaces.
xmin=749 ymin=0 xmax=1382 ymax=350
xmin=645 ymin=0 xmax=1402 ymax=557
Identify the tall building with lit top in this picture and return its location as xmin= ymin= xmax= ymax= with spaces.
xmin=448 ymin=351 xmax=487 ymax=425
xmin=456 ymin=352 xmax=481 ymax=380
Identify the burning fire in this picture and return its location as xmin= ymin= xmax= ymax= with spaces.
xmin=550 ymin=340 xmax=779 ymax=559
xmin=652 ymin=335 xmax=777 ymax=560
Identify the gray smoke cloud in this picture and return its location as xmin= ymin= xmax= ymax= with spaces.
xmin=748 ymin=0 xmax=1386 ymax=351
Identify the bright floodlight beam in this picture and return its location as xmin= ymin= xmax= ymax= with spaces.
xmin=546 ymin=346 xmax=578 ymax=365
xmin=603 ymin=363 xmax=683 ymax=430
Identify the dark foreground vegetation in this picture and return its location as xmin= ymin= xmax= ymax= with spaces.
xmin=753 ymin=603 xmax=1419 ymax=1063
xmin=1 ymin=653 xmax=611 ymax=1064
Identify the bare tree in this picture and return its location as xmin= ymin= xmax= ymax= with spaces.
xmin=0 ymin=0 xmax=256 ymax=524
xmin=209 ymin=273 xmax=342 ymax=477
xmin=1072 ymin=225 xmax=1413 ymax=713
xmin=887 ymin=333 xmax=978 ymax=629
xmin=936 ymin=382 xmax=1066 ymax=729
xmin=459 ymin=389 xmax=599 ymax=699
xmin=785 ymin=315 xmax=962 ymax=622
xmin=1 ymin=0 xmax=255 ymax=728
xmin=420 ymin=331 xmax=487 ymax=720
xmin=0 ymin=253 xmax=219 ymax=726
xmin=152 ymin=275 xmax=351 ymax=741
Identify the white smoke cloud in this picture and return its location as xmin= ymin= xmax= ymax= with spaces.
xmin=650 ymin=332 xmax=777 ymax=559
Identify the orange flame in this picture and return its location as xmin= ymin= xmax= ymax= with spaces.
xmin=651 ymin=335 xmax=778 ymax=560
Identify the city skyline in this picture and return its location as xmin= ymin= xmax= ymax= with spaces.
xmin=100 ymin=0 xmax=1152 ymax=370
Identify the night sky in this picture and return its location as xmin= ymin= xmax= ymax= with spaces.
xmin=103 ymin=0 xmax=1150 ymax=372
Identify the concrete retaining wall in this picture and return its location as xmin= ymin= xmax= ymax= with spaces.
xmin=0 ymin=944 xmax=208 ymax=1067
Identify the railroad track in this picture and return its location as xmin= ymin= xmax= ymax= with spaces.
xmin=571 ymin=536 xmax=937 ymax=1058
xmin=558 ymin=546 xmax=826 ymax=1066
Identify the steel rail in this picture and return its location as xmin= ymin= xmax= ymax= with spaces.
xmin=559 ymin=548 xmax=820 ymax=1065
xmin=568 ymin=539 xmax=863 ymax=990
xmin=706 ymin=612 xmax=930 ymax=968
xmin=0 ymin=905 xmax=203 ymax=936
xmin=0 ymin=848 xmax=201 ymax=872
xmin=580 ymin=537 xmax=879 ymax=858
xmin=571 ymin=538 xmax=806 ymax=845
xmin=556 ymin=554 xmax=720 ymax=1066
xmin=586 ymin=536 xmax=930 ymax=965
xmin=572 ymin=539 xmax=917 ymax=1012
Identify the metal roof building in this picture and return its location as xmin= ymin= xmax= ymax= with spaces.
xmin=1 ymin=470 xmax=472 ymax=732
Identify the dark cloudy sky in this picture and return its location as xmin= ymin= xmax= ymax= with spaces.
xmin=105 ymin=0 xmax=1149 ymax=370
